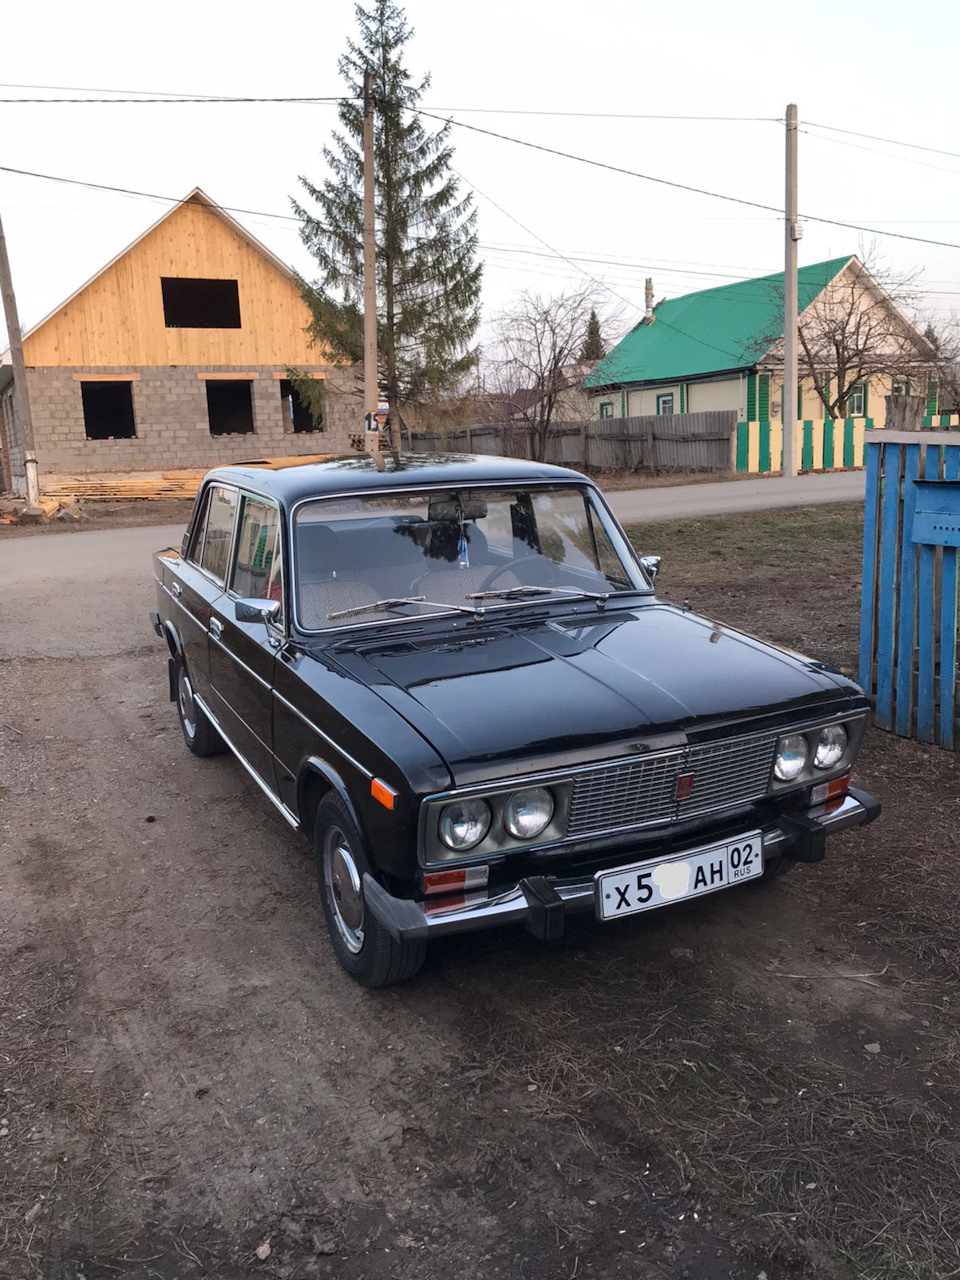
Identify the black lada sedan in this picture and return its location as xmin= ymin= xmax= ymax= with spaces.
xmin=151 ymin=453 xmax=879 ymax=986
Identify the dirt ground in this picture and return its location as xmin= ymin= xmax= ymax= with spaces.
xmin=1 ymin=503 xmax=958 ymax=1280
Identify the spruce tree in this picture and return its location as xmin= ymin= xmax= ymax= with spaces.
xmin=293 ymin=0 xmax=482 ymax=443
xmin=579 ymin=309 xmax=605 ymax=363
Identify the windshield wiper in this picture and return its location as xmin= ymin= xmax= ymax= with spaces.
xmin=468 ymin=585 xmax=611 ymax=611
xmin=327 ymin=595 xmax=482 ymax=622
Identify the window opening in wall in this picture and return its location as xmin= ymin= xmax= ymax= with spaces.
xmin=598 ymin=401 xmax=614 ymax=420
xmin=206 ymin=380 xmax=255 ymax=436
xmin=279 ymin=379 xmax=322 ymax=432
xmin=81 ymin=381 xmax=136 ymax=440
xmin=847 ymin=382 xmax=866 ymax=417
xmin=161 ymin=277 xmax=241 ymax=328
xmin=656 ymin=393 xmax=674 ymax=415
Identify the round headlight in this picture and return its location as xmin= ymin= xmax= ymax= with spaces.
xmin=504 ymin=787 xmax=554 ymax=840
xmin=438 ymin=798 xmax=491 ymax=851
xmin=774 ymin=732 xmax=809 ymax=782
xmin=814 ymin=723 xmax=848 ymax=770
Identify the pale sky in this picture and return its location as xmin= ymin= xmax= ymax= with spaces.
xmin=2 ymin=0 xmax=959 ymax=352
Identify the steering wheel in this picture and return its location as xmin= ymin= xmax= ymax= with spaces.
xmin=478 ymin=556 xmax=554 ymax=592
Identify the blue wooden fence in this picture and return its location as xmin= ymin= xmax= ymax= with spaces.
xmin=860 ymin=432 xmax=960 ymax=749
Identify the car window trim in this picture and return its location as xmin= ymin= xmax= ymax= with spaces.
xmin=193 ymin=482 xmax=241 ymax=590
xmin=225 ymin=489 xmax=288 ymax=640
xmin=288 ymin=479 xmax=652 ymax=637
xmin=186 ymin=484 xmax=211 ymax=569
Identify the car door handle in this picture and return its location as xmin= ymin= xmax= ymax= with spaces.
xmin=209 ymin=617 xmax=224 ymax=638
xmin=171 ymin=582 xmax=182 ymax=597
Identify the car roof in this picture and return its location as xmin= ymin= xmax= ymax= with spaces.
xmin=202 ymin=451 xmax=590 ymax=505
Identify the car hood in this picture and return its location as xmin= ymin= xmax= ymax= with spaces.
xmin=331 ymin=603 xmax=862 ymax=786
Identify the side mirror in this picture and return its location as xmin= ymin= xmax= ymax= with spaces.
xmin=235 ymin=598 xmax=281 ymax=626
xmin=639 ymin=555 xmax=661 ymax=586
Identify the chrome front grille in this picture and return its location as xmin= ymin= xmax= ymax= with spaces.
xmin=568 ymin=753 xmax=678 ymax=835
xmin=566 ymin=732 xmax=777 ymax=838
xmin=680 ymin=734 xmax=778 ymax=819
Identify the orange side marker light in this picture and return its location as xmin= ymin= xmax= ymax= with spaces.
xmin=371 ymin=778 xmax=398 ymax=810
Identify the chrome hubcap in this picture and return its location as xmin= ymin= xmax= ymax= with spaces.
xmin=178 ymin=668 xmax=197 ymax=739
xmin=324 ymin=829 xmax=364 ymax=954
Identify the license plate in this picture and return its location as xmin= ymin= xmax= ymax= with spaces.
xmin=595 ymin=831 xmax=763 ymax=921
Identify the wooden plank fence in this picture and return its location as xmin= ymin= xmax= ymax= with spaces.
xmin=859 ymin=431 xmax=960 ymax=749
xmin=408 ymin=412 xmax=737 ymax=473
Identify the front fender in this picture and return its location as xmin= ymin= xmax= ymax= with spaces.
xmin=297 ymin=755 xmax=365 ymax=841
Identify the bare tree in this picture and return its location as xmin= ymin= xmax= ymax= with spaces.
xmin=487 ymin=288 xmax=607 ymax=462
xmin=758 ymin=254 xmax=939 ymax=417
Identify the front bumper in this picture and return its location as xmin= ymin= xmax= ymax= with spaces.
xmin=363 ymin=787 xmax=881 ymax=944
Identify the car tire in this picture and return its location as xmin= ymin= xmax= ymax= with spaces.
xmin=174 ymin=655 xmax=225 ymax=758
xmin=315 ymin=794 xmax=426 ymax=988
xmin=757 ymin=852 xmax=796 ymax=884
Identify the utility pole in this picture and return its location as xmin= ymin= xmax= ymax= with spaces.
xmin=783 ymin=103 xmax=800 ymax=479
xmin=362 ymin=71 xmax=381 ymax=460
xmin=0 ymin=212 xmax=40 ymax=504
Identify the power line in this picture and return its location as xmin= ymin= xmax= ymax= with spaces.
xmin=417 ymin=108 xmax=960 ymax=252
xmin=426 ymin=107 xmax=780 ymax=122
xmin=802 ymin=119 xmax=960 ymax=163
xmin=0 ymin=95 xmax=350 ymax=104
xmin=800 ymin=127 xmax=960 ymax=179
xmin=459 ymin=166 xmax=747 ymax=362
xmin=0 ymin=163 xmax=304 ymax=225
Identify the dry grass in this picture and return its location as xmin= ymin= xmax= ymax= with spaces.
xmin=463 ymin=961 xmax=959 ymax=1280
xmin=0 ymin=951 xmax=130 ymax=1279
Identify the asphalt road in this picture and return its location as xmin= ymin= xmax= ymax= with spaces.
xmin=0 ymin=471 xmax=863 ymax=660
xmin=606 ymin=468 xmax=865 ymax=523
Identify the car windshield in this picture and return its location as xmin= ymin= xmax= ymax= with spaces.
xmin=293 ymin=484 xmax=648 ymax=631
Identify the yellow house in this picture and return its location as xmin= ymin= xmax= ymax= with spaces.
xmin=586 ymin=257 xmax=937 ymax=429
xmin=0 ymin=188 xmax=359 ymax=487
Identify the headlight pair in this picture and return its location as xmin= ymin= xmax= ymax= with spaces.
xmin=438 ymin=786 xmax=555 ymax=852
xmin=774 ymin=723 xmax=849 ymax=783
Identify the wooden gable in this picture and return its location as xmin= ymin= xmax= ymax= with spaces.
xmin=22 ymin=191 xmax=321 ymax=368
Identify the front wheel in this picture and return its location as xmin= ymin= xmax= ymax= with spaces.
xmin=315 ymin=794 xmax=426 ymax=988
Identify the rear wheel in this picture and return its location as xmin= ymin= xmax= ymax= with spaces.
xmin=175 ymin=656 xmax=224 ymax=758
xmin=315 ymin=794 xmax=426 ymax=988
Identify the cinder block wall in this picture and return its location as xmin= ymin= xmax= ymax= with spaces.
xmin=26 ymin=365 xmax=362 ymax=475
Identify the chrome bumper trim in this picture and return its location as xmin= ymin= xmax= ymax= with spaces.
xmin=366 ymin=790 xmax=879 ymax=943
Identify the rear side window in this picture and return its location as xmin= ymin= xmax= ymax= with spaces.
xmin=231 ymin=496 xmax=283 ymax=612
xmin=198 ymin=486 xmax=239 ymax=584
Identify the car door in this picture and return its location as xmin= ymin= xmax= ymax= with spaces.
xmin=207 ymin=491 xmax=284 ymax=789
xmin=176 ymin=483 xmax=240 ymax=703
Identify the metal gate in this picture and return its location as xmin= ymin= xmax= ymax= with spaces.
xmin=859 ymin=431 xmax=960 ymax=749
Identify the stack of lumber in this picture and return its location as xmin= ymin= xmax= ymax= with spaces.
xmin=42 ymin=471 xmax=205 ymax=501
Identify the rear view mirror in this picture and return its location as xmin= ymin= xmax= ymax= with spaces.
xmin=639 ymin=555 xmax=662 ymax=585
xmin=235 ymin=598 xmax=281 ymax=625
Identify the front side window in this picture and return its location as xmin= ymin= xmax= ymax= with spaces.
xmin=294 ymin=485 xmax=646 ymax=631
xmin=598 ymin=401 xmax=614 ymax=419
xmin=656 ymin=393 xmax=674 ymax=415
xmin=892 ymin=379 xmax=910 ymax=397
xmin=231 ymin=496 xmax=283 ymax=615
xmin=847 ymin=383 xmax=866 ymax=417
xmin=199 ymin=486 xmax=239 ymax=584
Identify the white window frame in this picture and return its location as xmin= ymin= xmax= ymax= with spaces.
xmin=891 ymin=379 xmax=909 ymax=397
xmin=598 ymin=401 xmax=614 ymax=419
xmin=847 ymin=383 xmax=865 ymax=417
xmin=656 ymin=393 xmax=674 ymax=416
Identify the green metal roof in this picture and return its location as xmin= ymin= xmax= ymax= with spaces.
xmin=584 ymin=256 xmax=852 ymax=388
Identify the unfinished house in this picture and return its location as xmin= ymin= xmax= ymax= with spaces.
xmin=0 ymin=188 xmax=360 ymax=490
